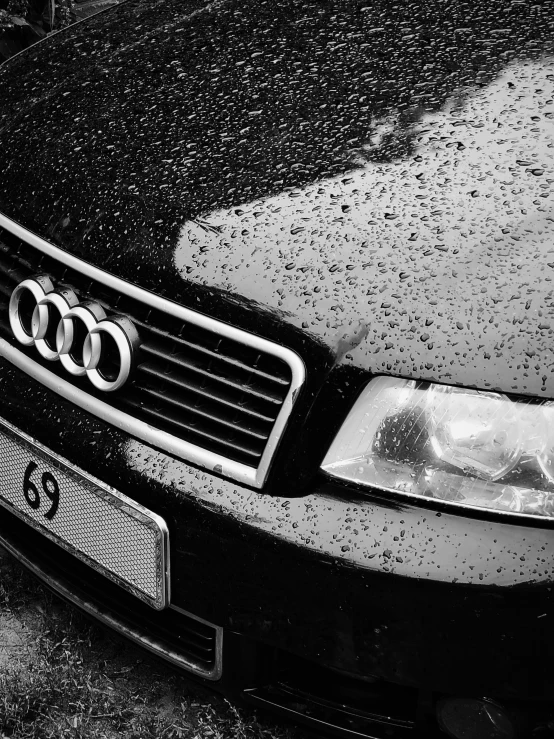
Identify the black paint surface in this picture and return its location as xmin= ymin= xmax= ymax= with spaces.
xmin=0 ymin=0 xmax=553 ymax=719
xmin=0 ymin=0 xmax=553 ymax=396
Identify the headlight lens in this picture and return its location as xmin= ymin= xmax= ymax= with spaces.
xmin=321 ymin=376 xmax=554 ymax=518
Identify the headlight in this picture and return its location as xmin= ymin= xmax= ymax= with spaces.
xmin=321 ymin=376 xmax=554 ymax=519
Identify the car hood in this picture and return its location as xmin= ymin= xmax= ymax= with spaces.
xmin=0 ymin=0 xmax=554 ymax=396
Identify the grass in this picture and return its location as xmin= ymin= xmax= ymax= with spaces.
xmin=0 ymin=549 xmax=303 ymax=739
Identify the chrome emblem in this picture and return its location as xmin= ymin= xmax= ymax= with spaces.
xmin=9 ymin=275 xmax=140 ymax=392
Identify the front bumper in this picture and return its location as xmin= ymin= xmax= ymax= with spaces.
xmin=0 ymin=357 xmax=552 ymax=737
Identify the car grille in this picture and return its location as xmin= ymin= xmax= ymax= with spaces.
xmin=0 ymin=217 xmax=304 ymax=487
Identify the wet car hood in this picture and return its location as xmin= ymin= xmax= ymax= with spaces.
xmin=0 ymin=0 xmax=554 ymax=396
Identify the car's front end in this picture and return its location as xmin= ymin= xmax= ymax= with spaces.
xmin=0 ymin=0 xmax=553 ymax=736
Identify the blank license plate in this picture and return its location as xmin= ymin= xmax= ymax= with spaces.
xmin=0 ymin=417 xmax=169 ymax=610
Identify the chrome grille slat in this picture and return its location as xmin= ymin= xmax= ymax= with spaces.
xmin=0 ymin=216 xmax=305 ymax=487
xmin=140 ymin=344 xmax=284 ymax=405
xmin=125 ymin=398 xmax=264 ymax=460
xmin=137 ymin=320 xmax=290 ymax=386
xmin=139 ymin=363 xmax=275 ymax=423
xmin=138 ymin=385 xmax=271 ymax=442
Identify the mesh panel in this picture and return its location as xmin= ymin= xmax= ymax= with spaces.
xmin=0 ymin=421 xmax=168 ymax=609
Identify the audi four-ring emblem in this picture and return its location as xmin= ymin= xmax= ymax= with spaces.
xmin=9 ymin=275 xmax=140 ymax=392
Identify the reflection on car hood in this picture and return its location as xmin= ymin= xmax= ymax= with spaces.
xmin=0 ymin=0 xmax=553 ymax=395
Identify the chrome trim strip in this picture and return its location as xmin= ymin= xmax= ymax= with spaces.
xmin=0 ymin=212 xmax=306 ymax=488
xmin=243 ymin=687 xmax=414 ymax=737
xmin=0 ymin=415 xmax=170 ymax=610
xmin=0 ymin=539 xmax=223 ymax=680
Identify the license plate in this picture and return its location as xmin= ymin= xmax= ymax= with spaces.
xmin=0 ymin=417 xmax=169 ymax=610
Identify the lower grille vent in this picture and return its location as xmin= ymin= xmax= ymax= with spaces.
xmin=0 ymin=507 xmax=221 ymax=679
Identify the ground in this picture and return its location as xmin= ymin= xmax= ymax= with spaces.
xmin=0 ymin=546 xmax=304 ymax=739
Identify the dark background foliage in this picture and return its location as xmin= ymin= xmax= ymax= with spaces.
xmin=0 ymin=0 xmax=82 ymax=60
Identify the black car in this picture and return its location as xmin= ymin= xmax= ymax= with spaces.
xmin=0 ymin=0 xmax=553 ymax=736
